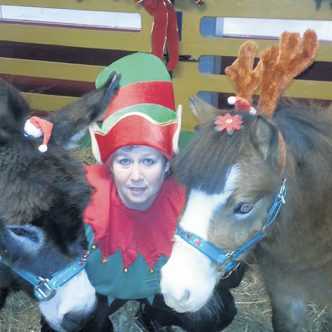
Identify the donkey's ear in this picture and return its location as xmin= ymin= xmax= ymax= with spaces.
xmin=250 ymin=116 xmax=279 ymax=161
xmin=0 ymin=79 xmax=31 ymax=142
xmin=49 ymin=73 xmax=120 ymax=149
xmin=189 ymin=96 xmax=224 ymax=125
xmin=0 ymin=222 xmax=45 ymax=262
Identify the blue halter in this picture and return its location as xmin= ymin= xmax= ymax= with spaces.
xmin=0 ymin=251 xmax=88 ymax=301
xmin=177 ymin=179 xmax=287 ymax=278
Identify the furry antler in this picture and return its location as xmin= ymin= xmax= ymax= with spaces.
xmin=257 ymin=29 xmax=318 ymax=117
xmin=225 ymin=41 xmax=263 ymax=106
xmin=225 ymin=29 xmax=318 ymax=117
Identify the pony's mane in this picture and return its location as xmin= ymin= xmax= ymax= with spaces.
xmin=275 ymin=104 xmax=332 ymax=167
xmin=174 ymin=111 xmax=255 ymax=194
xmin=174 ymin=105 xmax=332 ymax=194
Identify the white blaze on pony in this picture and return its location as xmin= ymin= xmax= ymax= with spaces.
xmin=161 ymin=166 xmax=240 ymax=312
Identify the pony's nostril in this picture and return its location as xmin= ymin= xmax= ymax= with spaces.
xmin=179 ymin=289 xmax=190 ymax=302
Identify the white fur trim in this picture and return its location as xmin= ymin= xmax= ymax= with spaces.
xmin=173 ymin=104 xmax=182 ymax=155
xmin=227 ymin=96 xmax=236 ymax=105
xmin=89 ymin=123 xmax=102 ymax=164
xmin=24 ymin=119 xmax=43 ymax=137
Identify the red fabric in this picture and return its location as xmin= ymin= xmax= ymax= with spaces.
xmin=95 ymin=115 xmax=177 ymax=162
xmin=29 ymin=116 xmax=53 ymax=147
xmin=84 ymin=163 xmax=186 ymax=269
xmin=142 ymin=0 xmax=179 ymax=71
xmin=103 ymin=81 xmax=175 ymax=120
xmin=235 ymin=97 xmax=251 ymax=112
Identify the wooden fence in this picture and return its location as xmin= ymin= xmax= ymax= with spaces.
xmin=0 ymin=0 xmax=331 ymax=133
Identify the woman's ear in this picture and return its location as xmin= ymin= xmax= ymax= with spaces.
xmin=165 ymin=161 xmax=171 ymax=173
xmin=107 ymin=155 xmax=114 ymax=173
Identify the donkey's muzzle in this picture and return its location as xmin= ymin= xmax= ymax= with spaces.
xmin=62 ymin=310 xmax=95 ymax=332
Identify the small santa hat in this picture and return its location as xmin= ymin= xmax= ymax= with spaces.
xmin=227 ymin=96 xmax=257 ymax=115
xmin=24 ymin=116 xmax=54 ymax=153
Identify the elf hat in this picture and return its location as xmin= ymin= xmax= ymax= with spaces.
xmin=89 ymin=52 xmax=181 ymax=163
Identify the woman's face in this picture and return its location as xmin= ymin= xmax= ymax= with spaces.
xmin=110 ymin=146 xmax=170 ymax=211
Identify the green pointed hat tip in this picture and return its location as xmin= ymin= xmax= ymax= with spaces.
xmin=95 ymin=52 xmax=171 ymax=90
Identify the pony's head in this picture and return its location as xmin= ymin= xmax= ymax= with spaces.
xmin=0 ymin=74 xmax=119 ymax=331
xmin=161 ymin=30 xmax=318 ymax=313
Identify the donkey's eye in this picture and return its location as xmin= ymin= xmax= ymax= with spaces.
xmin=234 ymin=202 xmax=254 ymax=214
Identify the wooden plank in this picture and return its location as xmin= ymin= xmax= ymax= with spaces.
xmin=0 ymin=22 xmax=152 ymax=51
xmin=0 ymin=57 xmax=103 ymax=82
xmin=180 ymin=37 xmax=332 ymax=62
xmin=2 ymin=0 xmax=331 ymax=20
xmin=22 ymin=92 xmax=77 ymax=111
xmin=0 ymin=0 xmax=145 ymax=12
xmin=1 ymin=23 xmax=330 ymax=62
xmin=176 ymin=0 xmax=332 ymax=20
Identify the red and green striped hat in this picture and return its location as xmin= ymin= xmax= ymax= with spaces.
xmin=90 ymin=52 xmax=181 ymax=163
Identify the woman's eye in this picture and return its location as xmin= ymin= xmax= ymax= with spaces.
xmin=143 ymin=158 xmax=155 ymax=166
xmin=119 ymin=158 xmax=131 ymax=166
xmin=234 ymin=202 xmax=254 ymax=214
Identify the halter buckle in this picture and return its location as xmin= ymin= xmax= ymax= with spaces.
xmin=34 ymin=278 xmax=56 ymax=301
xmin=216 ymin=251 xmax=236 ymax=274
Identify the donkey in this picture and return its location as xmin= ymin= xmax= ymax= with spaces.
xmin=0 ymin=74 xmax=119 ymax=332
xmin=160 ymin=30 xmax=332 ymax=331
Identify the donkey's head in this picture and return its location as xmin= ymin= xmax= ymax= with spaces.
xmin=161 ymin=30 xmax=318 ymax=313
xmin=0 ymin=74 xmax=119 ymax=331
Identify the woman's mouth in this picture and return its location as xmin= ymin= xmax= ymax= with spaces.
xmin=129 ymin=187 xmax=147 ymax=195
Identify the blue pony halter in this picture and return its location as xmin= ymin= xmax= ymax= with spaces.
xmin=0 ymin=251 xmax=88 ymax=301
xmin=177 ymin=179 xmax=287 ymax=278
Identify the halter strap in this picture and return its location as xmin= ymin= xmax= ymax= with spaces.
xmin=177 ymin=179 xmax=287 ymax=277
xmin=0 ymin=252 xmax=88 ymax=301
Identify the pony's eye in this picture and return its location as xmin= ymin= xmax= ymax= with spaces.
xmin=234 ymin=202 xmax=254 ymax=214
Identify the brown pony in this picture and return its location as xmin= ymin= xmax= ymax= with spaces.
xmin=160 ymin=30 xmax=332 ymax=331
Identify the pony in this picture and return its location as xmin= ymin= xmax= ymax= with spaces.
xmin=0 ymin=74 xmax=119 ymax=332
xmin=160 ymin=30 xmax=332 ymax=331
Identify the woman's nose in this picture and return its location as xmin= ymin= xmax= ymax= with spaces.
xmin=130 ymin=164 xmax=143 ymax=181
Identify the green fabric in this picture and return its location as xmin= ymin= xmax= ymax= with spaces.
xmin=85 ymin=225 xmax=167 ymax=304
xmin=95 ymin=104 xmax=177 ymax=135
xmin=96 ymin=53 xmax=171 ymax=90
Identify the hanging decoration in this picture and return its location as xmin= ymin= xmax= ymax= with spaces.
xmin=135 ymin=0 xmax=179 ymax=71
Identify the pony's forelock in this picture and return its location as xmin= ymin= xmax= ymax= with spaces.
xmin=174 ymin=111 xmax=255 ymax=194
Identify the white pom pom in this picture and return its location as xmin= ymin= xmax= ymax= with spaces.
xmin=38 ymin=144 xmax=47 ymax=153
xmin=227 ymin=96 xmax=236 ymax=105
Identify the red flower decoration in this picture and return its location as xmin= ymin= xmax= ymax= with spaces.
xmin=214 ymin=113 xmax=243 ymax=135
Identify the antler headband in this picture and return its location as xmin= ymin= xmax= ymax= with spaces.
xmin=225 ymin=29 xmax=319 ymax=117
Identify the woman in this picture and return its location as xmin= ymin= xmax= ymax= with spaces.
xmin=42 ymin=52 xmax=244 ymax=331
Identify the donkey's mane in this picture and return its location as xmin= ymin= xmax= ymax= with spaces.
xmin=174 ymin=105 xmax=332 ymax=195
